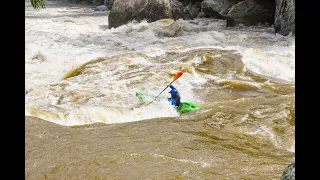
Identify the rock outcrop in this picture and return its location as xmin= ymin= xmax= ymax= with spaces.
xmin=201 ymin=0 xmax=241 ymax=19
xmin=186 ymin=1 xmax=202 ymax=18
xmin=226 ymin=0 xmax=275 ymax=26
xmin=274 ymin=0 xmax=295 ymax=36
xmin=74 ymin=0 xmax=295 ymax=36
xmin=104 ymin=0 xmax=114 ymax=9
xmin=108 ymin=0 xmax=189 ymax=29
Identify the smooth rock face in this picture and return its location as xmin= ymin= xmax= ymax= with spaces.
xmin=274 ymin=0 xmax=295 ymax=36
xmin=108 ymin=0 xmax=187 ymax=29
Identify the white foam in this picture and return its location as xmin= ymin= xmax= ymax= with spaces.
xmin=287 ymin=142 xmax=295 ymax=153
xmin=25 ymin=2 xmax=294 ymax=126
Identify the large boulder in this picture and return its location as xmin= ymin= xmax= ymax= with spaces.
xmin=178 ymin=0 xmax=193 ymax=6
xmin=186 ymin=1 xmax=202 ymax=18
xmin=104 ymin=0 xmax=114 ymax=10
xmin=274 ymin=0 xmax=295 ymax=36
xmin=201 ymin=0 xmax=241 ymax=19
xmin=226 ymin=0 xmax=274 ymax=26
xmin=171 ymin=0 xmax=190 ymax=20
xmin=280 ymin=161 xmax=295 ymax=180
xmin=108 ymin=0 xmax=189 ymax=29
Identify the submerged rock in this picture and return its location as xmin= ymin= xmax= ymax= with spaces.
xmin=94 ymin=5 xmax=108 ymax=11
xmin=150 ymin=19 xmax=182 ymax=37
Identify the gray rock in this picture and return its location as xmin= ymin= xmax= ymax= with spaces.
xmin=108 ymin=0 xmax=188 ymax=29
xmin=94 ymin=5 xmax=108 ymax=11
xmin=197 ymin=11 xmax=207 ymax=18
xmin=274 ymin=0 xmax=295 ymax=36
xmin=150 ymin=19 xmax=183 ymax=37
xmin=92 ymin=0 xmax=104 ymax=5
xmin=171 ymin=0 xmax=190 ymax=20
xmin=201 ymin=0 xmax=240 ymax=19
xmin=104 ymin=0 xmax=114 ymax=10
xmin=226 ymin=0 xmax=274 ymax=26
xmin=186 ymin=1 xmax=201 ymax=18
xmin=179 ymin=0 xmax=193 ymax=6
xmin=280 ymin=161 xmax=295 ymax=180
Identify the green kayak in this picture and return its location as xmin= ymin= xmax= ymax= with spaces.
xmin=136 ymin=92 xmax=200 ymax=113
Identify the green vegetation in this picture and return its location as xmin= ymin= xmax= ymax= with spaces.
xmin=29 ymin=0 xmax=103 ymax=10
xmin=30 ymin=0 xmax=46 ymax=10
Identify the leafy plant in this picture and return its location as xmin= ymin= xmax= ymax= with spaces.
xmin=30 ymin=0 xmax=46 ymax=10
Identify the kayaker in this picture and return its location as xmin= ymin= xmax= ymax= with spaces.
xmin=168 ymin=85 xmax=182 ymax=111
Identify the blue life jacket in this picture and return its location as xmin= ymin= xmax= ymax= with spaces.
xmin=168 ymin=85 xmax=182 ymax=110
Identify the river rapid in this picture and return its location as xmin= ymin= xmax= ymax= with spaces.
xmin=25 ymin=0 xmax=295 ymax=179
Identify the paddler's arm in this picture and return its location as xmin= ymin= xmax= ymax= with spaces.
xmin=167 ymin=84 xmax=176 ymax=89
xmin=169 ymin=85 xmax=178 ymax=91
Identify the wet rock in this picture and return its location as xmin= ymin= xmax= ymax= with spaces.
xmin=92 ymin=0 xmax=104 ymax=5
xmin=201 ymin=0 xmax=241 ymax=19
xmin=178 ymin=0 xmax=193 ymax=6
xmin=94 ymin=5 xmax=108 ymax=11
xmin=197 ymin=11 xmax=207 ymax=18
xmin=150 ymin=19 xmax=182 ymax=37
xmin=280 ymin=161 xmax=295 ymax=180
xmin=186 ymin=1 xmax=201 ymax=18
xmin=274 ymin=0 xmax=295 ymax=36
xmin=104 ymin=0 xmax=114 ymax=10
xmin=226 ymin=0 xmax=274 ymax=26
xmin=108 ymin=0 xmax=189 ymax=29
xmin=171 ymin=0 xmax=191 ymax=20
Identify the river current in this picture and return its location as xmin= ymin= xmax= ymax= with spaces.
xmin=25 ymin=1 xmax=295 ymax=179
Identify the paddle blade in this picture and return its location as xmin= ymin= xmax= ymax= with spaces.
xmin=145 ymin=71 xmax=183 ymax=107
xmin=173 ymin=72 xmax=183 ymax=81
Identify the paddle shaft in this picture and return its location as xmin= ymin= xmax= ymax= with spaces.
xmin=145 ymin=72 xmax=183 ymax=106
xmin=145 ymin=81 xmax=173 ymax=106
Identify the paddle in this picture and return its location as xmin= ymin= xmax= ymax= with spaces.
xmin=145 ymin=72 xmax=183 ymax=106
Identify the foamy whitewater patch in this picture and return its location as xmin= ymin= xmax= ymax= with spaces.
xmin=288 ymin=142 xmax=295 ymax=152
xmin=26 ymin=1 xmax=294 ymax=126
xmin=241 ymin=45 xmax=295 ymax=82
xmin=26 ymin=99 xmax=179 ymax=126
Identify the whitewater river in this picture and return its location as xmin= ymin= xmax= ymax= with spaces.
xmin=25 ymin=0 xmax=294 ymax=179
